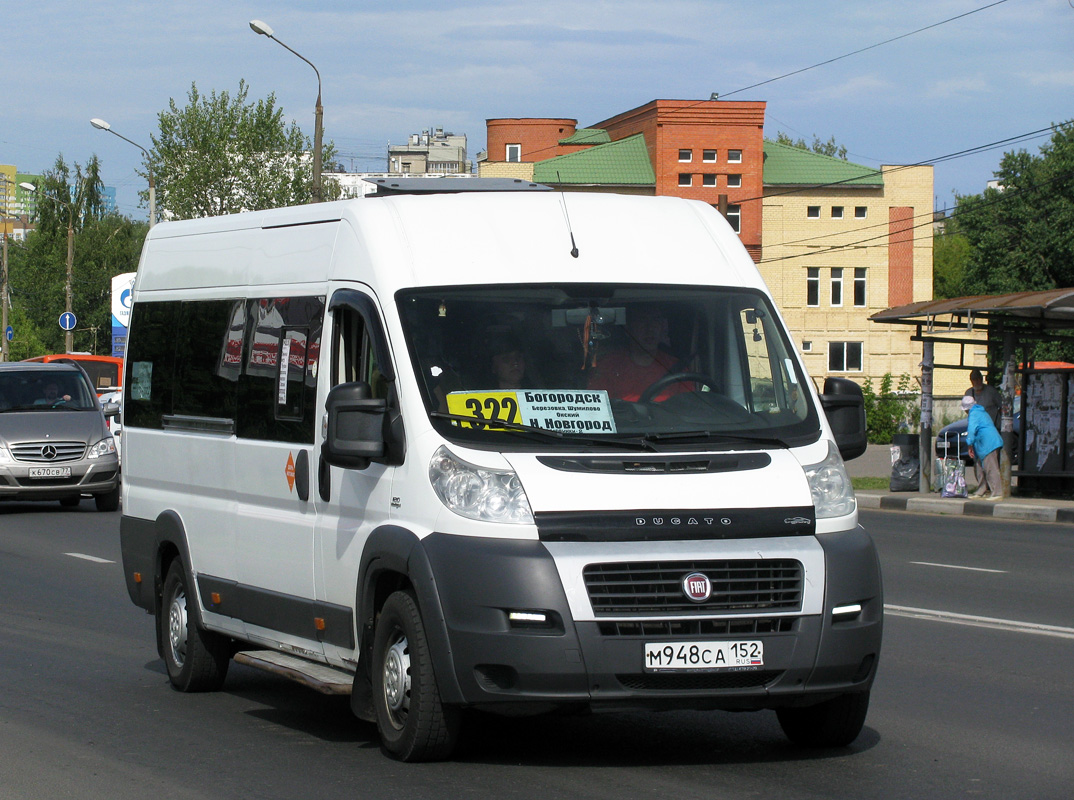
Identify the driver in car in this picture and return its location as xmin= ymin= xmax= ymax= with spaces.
xmin=36 ymin=382 xmax=72 ymax=406
xmin=586 ymin=305 xmax=691 ymax=402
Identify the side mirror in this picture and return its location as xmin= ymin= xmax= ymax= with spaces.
xmin=820 ymin=377 xmax=868 ymax=461
xmin=322 ymin=382 xmax=387 ymax=470
xmin=101 ymin=402 xmax=120 ymax=418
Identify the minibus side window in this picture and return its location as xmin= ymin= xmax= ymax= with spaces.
xmin=237 ymin=296 xmax=324 ymax=444
xmin=332 ymin=306 xmax=387 ymax=399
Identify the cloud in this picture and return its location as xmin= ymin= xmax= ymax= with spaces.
xmin=1019 ymin=69 xmax=1074 ymax=89
xmin=924 ymin=76 xmax=992 ymax=100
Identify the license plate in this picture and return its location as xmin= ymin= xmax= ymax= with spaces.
xmin=644 ymin=640 xmax=764 ymax=671
xmin=29 ymin=467 xmax=72 ymax=479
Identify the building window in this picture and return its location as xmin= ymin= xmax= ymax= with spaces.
xmin=807 ymin=268 xmax=819 ymax=307
xmin=855 ymin=206 xmax=868 ymax=219
xmin=506 ymin=144 xmax=521 ymax=162
xmin=401 ymin=162 xmax=412 ymax=173
xmin=829 ymin=341 xmax=863 ymax=372
xmin=854 ymin=268 xmax=867 ymax=307
xmin=679 ymin=173 xmax=693 ymax=187
xmin=830 ymin=267 xmax=843 ymax=306
xmin=802 ymin=340 xmax=813 ymax=352
xmin=807 ymin=206 xmax=820 ymax=219
xmin=725 ymin=204 xmax=741 ymax=233
xmin=678 ymin=149 xmax=692 ymax=162
xmin=728 ymin=149 xmax=742 ymax=163
xmin=831 ymin=206 xmax=844 ymax=219
xmin=727 ymin=174 xmax=742 ymax=188
xmin=702 ymin=149 xmax=717 ymax=162
xmin=703 ymin=174 xmax=717 ymax=187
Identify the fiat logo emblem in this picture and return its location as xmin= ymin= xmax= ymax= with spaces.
xmin=41 ymin=445 xmax=58 ymax=460
xmin=682 ymin=572 xmax=712 ymax=603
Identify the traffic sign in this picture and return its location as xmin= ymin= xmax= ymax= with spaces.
xmin=4 ymin=326 xmax=11 ymax=342
xmin=59 ymin=312 xmax=77 ymax=331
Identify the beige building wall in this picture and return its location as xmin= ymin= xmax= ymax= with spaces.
xmin=478 ymin=161 xmax=536 ymax=180
xmin=761 ymin=165 xmax=976 ymax=400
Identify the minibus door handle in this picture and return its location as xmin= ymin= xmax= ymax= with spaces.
xmin=318 ymin=455 xmax=331 ymax=503
xmin=294 ymin=449 xmax=310 ymax=503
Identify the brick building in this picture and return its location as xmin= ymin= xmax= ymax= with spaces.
xmin=480 ymin=100 xmax=952 ymax=395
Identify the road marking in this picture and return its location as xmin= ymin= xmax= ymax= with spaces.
xmin=910 ymin=561 xmax=1007 ymax=574
xmin=65 ymin=553 xmax=114 ymax=564
xmin=885 ymin=604 xmax=1074 ymax=640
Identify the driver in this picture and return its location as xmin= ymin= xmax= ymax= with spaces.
xmin=586 ymin=306 xmax=690 ymax=402
xmin=36 ymin=382 xmax=72 ymax=406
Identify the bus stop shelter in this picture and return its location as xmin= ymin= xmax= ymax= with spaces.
xmin=871 ymin=288 xmax=1074 ymax=497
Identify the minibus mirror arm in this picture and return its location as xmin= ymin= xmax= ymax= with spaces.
xmin=820 ymin=377 xmax=868 ymax=461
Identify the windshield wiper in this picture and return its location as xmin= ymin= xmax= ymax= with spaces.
xmin=643 ymin=430 xmax=789 ymax=449
xmin=430 ymin=411 xmax=658 ymax=451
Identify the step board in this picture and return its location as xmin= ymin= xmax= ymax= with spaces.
xmin=234 ymin=650 xmax=354 ymax=696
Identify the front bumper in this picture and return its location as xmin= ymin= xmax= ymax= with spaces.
xmin=0 ymin=455 xmax=120 ymax=500
xmin=422 ymin=528 xmax=882 ymax=712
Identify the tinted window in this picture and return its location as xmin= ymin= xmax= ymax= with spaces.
xmin=172 ymin=300 xmax=242 ymax=420
xmin=125 ymin=302 xmax=178 ymax=429
xmin=238 ymin=297 xmax=324 ymax=444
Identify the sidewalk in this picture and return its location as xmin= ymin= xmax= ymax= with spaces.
xmin=848 ymin=444 xmax=1074 ymax=525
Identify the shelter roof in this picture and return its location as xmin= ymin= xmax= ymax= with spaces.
xmin=871 ymin=288 xmax=1074 ymax=326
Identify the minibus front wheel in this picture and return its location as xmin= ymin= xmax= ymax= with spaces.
xmin=372 ymin=590 xmax=460 ymax=761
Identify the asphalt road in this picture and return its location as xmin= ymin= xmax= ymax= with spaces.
xmin=1 ymin=502 xmax=1072 ymax=799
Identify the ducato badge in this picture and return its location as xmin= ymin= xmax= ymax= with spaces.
xmin=682 ymin=572 xmax=712 ymax=603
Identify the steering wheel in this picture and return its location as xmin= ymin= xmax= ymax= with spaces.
xmin=638 ymin=371 xmax=718 ymax=403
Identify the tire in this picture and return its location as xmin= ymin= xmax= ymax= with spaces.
xmin=372 ymin=590 xmax=460 ymax=762
xmin=94 ymin=483 xmax=120 ymax=512
xmin=159 ymin=560 xmax=230 ymax=692
xmin=777 ymin=691 xmax=870 ymax=748
xmin=59 ymin=495 xmax=81 ymax=508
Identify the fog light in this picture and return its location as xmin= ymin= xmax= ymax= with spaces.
xmin=832 ymin=603 xmax=863 ymax=621
xmin=508 ymin=611 xmax=549 ymax=625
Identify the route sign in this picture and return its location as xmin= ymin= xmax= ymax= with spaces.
xmin=59 ymin=312 xmax=77 ymax=331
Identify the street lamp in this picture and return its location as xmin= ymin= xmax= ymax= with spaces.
xmin=23 ymin=182 xmax=76 ymax=353
xmin=249 ymin=19 xmax=324 ymax=203
xmin=90 ymin=118 xmax=156 ymax=227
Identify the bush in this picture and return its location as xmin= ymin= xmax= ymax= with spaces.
xmin=862 ymin=373 xmax=918 ymax=444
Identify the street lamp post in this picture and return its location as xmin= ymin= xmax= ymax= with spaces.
xmin=90 ymin=118 xmax=156 ymax=227
xmin=249 ymin=19 xmax=323 ymax=203
xmin=24 ymin=183 xmax=76 ymax=353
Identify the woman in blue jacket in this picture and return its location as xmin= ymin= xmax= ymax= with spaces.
xmin=961 ymin=394 xmax=1003 ymax=499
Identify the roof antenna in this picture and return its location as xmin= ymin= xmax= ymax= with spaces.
xmin=557 ymin=177 xmax=579 ymax=258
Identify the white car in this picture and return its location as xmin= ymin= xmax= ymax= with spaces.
xmin=99 ymin=390 xmax=122 ymax=466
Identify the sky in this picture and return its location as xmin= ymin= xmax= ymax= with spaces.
xmin=4 ymin=0 xmax=1072 ymax=221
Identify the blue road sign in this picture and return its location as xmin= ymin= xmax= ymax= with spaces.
xmin=4 ymin=325 xmax=12 ymax=342
xmin=59 ymin=312 xmax=77 ymax=331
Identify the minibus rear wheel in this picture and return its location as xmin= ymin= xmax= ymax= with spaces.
xmin=776 ymin=690 xmax=870 ymax=747
xmin=372 ymin=590 xmax=460 ymax=761
xmin=160 ymin=560 xmax=230 ymax=692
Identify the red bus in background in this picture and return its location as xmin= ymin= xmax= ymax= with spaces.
xmin=22 ymin=354 xmax=123 ymax=396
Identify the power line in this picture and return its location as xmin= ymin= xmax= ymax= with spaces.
xmin=718 ymin=0 xmax=1013 ymax=100
xmin=759 ymin=163 xmax=1074 ymax=265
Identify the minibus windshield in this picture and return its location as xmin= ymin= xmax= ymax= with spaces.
xmin=398 ymin=284 xmax=820 ymax=449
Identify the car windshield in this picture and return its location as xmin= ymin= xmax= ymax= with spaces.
xmin=0 ymin=369 xmax=98 ymax=412
xmin=397 ymin=284 xmax=820 ymax=450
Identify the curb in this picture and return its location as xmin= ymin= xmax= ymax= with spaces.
xmin=856 ymin=491 xmax=1074 ymax=524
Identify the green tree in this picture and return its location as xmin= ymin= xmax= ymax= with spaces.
xmin=861 ymin=373 xmax=918 ymax=444
xmin=933 ymin=228 xmax=971 ymax=298
xmin=9 ymin=154 xmax=147 ymax=355
xmin=775 ymin=131 xmax=848 ymax=160
xmin=148 ymin=81 xmax=338 ymax=219
xmin=954 ymin=122 xmax=1074 ymax=295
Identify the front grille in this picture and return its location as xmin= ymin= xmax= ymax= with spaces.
xmin=11 ymin=441 xmax=87 ymax=463
xmin=597 ymin=617 xmax=797 ymax=637
xmin=584 ymin=559 xmax=803 ymax=615
xmin=616 ymin=670 xmax=782 ymax=691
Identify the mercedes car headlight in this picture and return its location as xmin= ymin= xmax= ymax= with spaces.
xmin=87 ymin=437 xmax=117 ymax=459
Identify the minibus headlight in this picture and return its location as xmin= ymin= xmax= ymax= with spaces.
xmin=88 ymin=437 xmax=117 ymax=459
xmin=804 ymin=441 xmax=856 ymax=519
xmin=429 ymin=446 xmax=534 ymax=525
